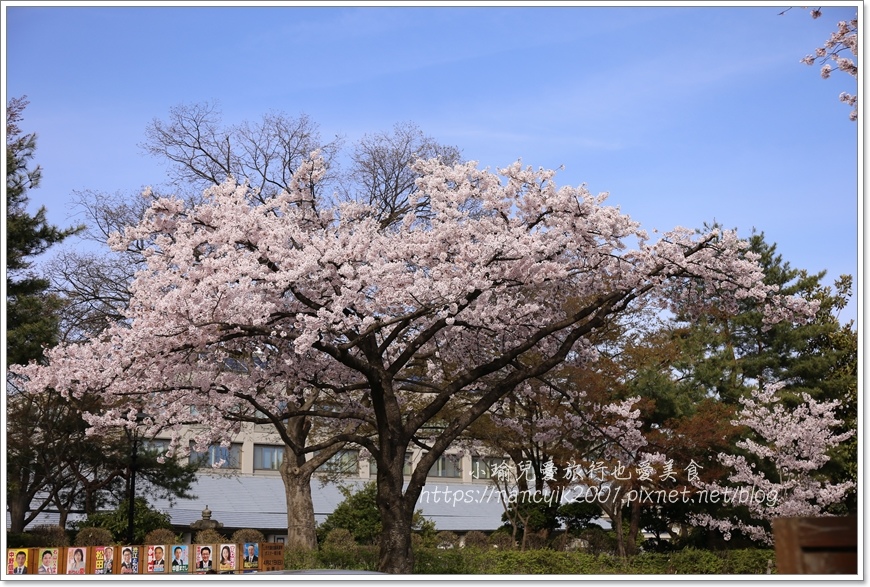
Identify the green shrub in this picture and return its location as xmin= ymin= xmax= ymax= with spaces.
xmin=193 ymin=528 xmax=226 ymax=544
xmin=74 ymin=527 xmax=115 ymax=547
xmin=285 ymin=547 xmax=317 ymax=570
xmin=486 ymin=550 xmax=576 ymax=574
xmin=6 ymin=532 xmax=42 ymax=548
xmin=670 ymin=547 xmax=725 ymax=574
xmin=488 ymin=531 xmax=515 ymax=550
xmin=231 ymin=528 xmax=266 ymax=545
xmin=74 ymin=498 xmax=171 ymax=543
xmin=317 ymin=483 xmax=382 ymax=545
xmin=522 ymin=529 xmax=549 ymax=550
xmin=577 ymin=526 xmax=617 ymax=555
xmin=276 ymin=542 xmax=776 ymax=574
xmin=143 ymin=528 xmax=179 ymax=545
xmin=317 ymin=528 xmax=363 ymax=570
xmin=436 ymin=531 xmax=459 ymax=549
xmin=413 ymin=547 xmax=471 ymax=573
xmin=29 ymin=525 xmax=69 ymax=547
xmin=627 ymin=552 xmax=672 ymax=574
xmin=463 ymin=530 xmax=489 ymax=550
xmin=721 ymin=549 xmax=776 ymax=574
xmin=322 ymin=528 xmax=356 ymax=550
xmin=318 ymin=543 xmax=378 ymax=571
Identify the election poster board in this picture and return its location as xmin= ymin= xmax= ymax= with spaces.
xmin=119 ymin=545 xmax=141 ymax=575
xmin=217 ymin=543 xmax=237 ymax=573
xmin=145 ymin=544 xmax=167 ymax=574
xmin=90 ymin=546 xmax=115 ymax=575
xmin=6 ymin=548 xmax=31 ymax=575
xmin=193 ymin=544 xmax=215 ymax=574
xmin=35 ymin=547 xmax=60 ymax=575
xmin=241 ymin=542 xmax=259 ymax=572
xmin=170 ymin=544 xmax=189 ymax=574
xmin=65 ymin=547 xmax=88 ymax=574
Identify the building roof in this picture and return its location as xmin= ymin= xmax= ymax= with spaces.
xmin=8 ymin=475 xmax=509 ymax=535
xmin=148 ymin=474 xmax=508 ymax=533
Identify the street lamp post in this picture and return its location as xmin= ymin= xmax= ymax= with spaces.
xmin=126 ymin=412 xmax=147 ymax=544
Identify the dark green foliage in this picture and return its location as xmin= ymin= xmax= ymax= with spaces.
xmin=5 ymin=99 xmax=195 ymax=539
xmin=284 ymin=547 xmax=318 ymax=570
xmin=317 ymin=483 xmax=382 ymax=545
xmin=412 ymin=547 xmax=471 ymax=574
xmin=317 ymin=537 xmax=379 ymax=571
xmin=74 ymin=498 xmax=171 ymax=544
xmin=6 ymin=96 xmax=82 ymax=365
xmin=316 ymin=481 xmax=433 ymax=546
xmin=641 ymin=229 xmax=858 ymax=539
xmin=499 ymin=499 xmax=560 ymax=546
xmin=279 ymin=541 xmax=776 ymax=574
xmin=575 ymin=526 xmax=618 ymax=555
xmin=557 ymin=500 xmax=601 ymax=536
xmin=719 ymin=548 xmax=777 ymax=574
xmin=666 ymin=548 xmax=725 ymax=574
xmin=6 ymin=533 xmax=44 ymax=548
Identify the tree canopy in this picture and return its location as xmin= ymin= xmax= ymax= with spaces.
xmin=6 ymin=96 xmax=82 ymax=365
xmin=13 ymin=148 xmax=818 ymax=572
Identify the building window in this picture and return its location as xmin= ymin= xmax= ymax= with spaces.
xmin=429 ymin=454 xmax=462 ymax=478
xmin=254 ymin=445 xmax=284 ymax=471
xmin=369 ymin=452 xmax=414 ymax=477
xmin=471 ymin=456 xmax=510 ymax=480
xmin=142 ymin=438 xmax=171 ymax=455
xmin=318 ymin=449 xmax=359 ymax=475
xmin=189 ymin=442 xmax=241 ymax=469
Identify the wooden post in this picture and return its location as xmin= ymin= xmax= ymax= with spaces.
xmin=772 ymin=516 xmax=857 ymax=574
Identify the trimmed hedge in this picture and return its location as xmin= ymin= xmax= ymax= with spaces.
xmin=283 ymin=544 xmax=776 ymax=574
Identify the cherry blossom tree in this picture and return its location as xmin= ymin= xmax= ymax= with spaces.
xmin=43 ymin=111 xmax=463 ymax=553
xmin=13 ymin=152 xmax=815 ymax=573
xmin=691 ymin=382 xmax=855 ymax=544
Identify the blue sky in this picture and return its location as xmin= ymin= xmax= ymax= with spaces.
xmin=4 ymin=2 xmax=861 ymax=324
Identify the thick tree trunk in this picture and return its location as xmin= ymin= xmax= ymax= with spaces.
xmin=279 ymin=448 xmax=318 ymax=551
xmin=377 ymin=496 xmax=415 ymax=573
xmin=8 ymin=494 xmax=27 ymax=534
xmin=375 ymin=449 xmax=416 ymax=573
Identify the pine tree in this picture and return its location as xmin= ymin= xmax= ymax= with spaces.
xmin=6 ymin=96 xmax=82 ymax=365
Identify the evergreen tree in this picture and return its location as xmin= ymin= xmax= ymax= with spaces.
xmin=6 ymin=96 xmax=82 ymax=365
xmin=668 ymin=230 xmax=858 ymax=525
xmin=5 ymin=97 xmax=196 ymax=534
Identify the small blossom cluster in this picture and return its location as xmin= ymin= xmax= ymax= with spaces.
xmin=799 ymin=8 xmax=859 ymax=121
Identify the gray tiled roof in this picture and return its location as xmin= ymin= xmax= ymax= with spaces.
xmin=7 ymin=475 xmax=508 ymax=534
xmin=149 ymin=475 xmax=508 ymax=533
